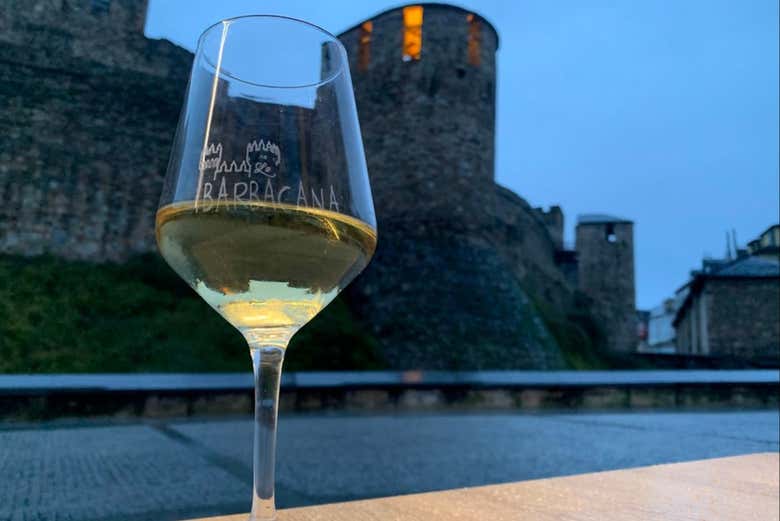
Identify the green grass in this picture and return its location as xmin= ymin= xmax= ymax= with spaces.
xmin=530 ymin=292 xmax=644 ymax=370
xmin=0 ymin=254 xmax=384 ymax=373
xmin=0 ymin=254 xmax=643 ymax=373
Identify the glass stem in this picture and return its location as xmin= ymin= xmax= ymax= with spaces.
xmin=249 ymin=344 xmax=285 ymax=521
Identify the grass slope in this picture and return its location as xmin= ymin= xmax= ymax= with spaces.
xmin=0 ymin=254 xmax=383 ymax=373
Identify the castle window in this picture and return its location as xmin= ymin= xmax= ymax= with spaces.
xmin=91 ymin=0 xmax=110 ymax=14
xmin=467 ymin=13 xmax=481 ymax=66
xmin=402 ymin=6 xmax=423 ymax=61
xmin=359 ymin=21 xmax=373 ymax=71
xmin=606 ymin=223 xmax=618 ymax=243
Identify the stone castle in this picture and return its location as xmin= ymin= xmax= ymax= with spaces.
xmin=0 ymin=1 xmax=637 ymax=368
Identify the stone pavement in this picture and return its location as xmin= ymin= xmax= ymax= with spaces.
xmin=1 ymin=410 xmax=778 ymax=521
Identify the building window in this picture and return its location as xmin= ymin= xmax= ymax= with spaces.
xmin=403 ymin=6 xmax=423 ymax=61
xmin=359 ymin=21 xmax=373 ymax=71
xmin=605 ymin=223 xmax=617 ymax=243
xmin=91 ymin=0 xmax=110 ymax=14
xmin=467 ymin=13 xmax=481 ymax=66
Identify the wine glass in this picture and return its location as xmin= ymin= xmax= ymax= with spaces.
xmin=155 ymin=16 xmax=376 ymax=521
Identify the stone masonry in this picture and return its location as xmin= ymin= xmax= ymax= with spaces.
xmin=704 ymin=279 xmax=780 ymax=361
xmin=575 ymin=217 xmax=636 ymax=353
xmin=675 ymin=259 xmax=780 ymax=364
xmin=0 ymin=0 xmax=191 ymax=260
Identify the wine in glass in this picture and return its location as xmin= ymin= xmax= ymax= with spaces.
xmin=155 ymin=16 xmax=376 ymax=521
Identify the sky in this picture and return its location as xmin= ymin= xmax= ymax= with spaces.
xmin=146 ymin=0 xmax=779 ymax=309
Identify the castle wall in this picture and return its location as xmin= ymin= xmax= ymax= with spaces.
xmin=489 ymin=188 xmax=573 ymax=310
xmin=535 ymin=205 xmax=564 ymax=251
xmin=0 ymin=0 xmax=191 ymax=260
xmin=0 ymin=0 xmax=188 ymax=77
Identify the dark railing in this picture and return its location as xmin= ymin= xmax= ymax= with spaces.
xmin=1 ymin=370 xmax=777 ymax=392
xmin=1 ymin=370 xmax=777 ymax=420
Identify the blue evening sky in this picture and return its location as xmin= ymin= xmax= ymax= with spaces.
xmin=146 ymin=1 xmax=779 ymax=309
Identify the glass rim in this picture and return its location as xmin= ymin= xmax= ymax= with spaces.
xmin=196 ymin=14 xmax=348 ymax=90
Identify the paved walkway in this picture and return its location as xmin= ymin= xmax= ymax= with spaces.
xmin=1 ymin=410 xmax=778 ymax=521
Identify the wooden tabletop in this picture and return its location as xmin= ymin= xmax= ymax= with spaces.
xmin=186 ymin=452 xmax=779 ymax=521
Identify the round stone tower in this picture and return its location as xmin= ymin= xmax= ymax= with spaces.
xmin=339 ymin=3 xmax=498 ymax=222
xmin=340 ymin=5 xmax=565 ymax=369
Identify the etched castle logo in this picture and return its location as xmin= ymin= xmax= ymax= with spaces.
xmin=196 ymin=139 xmax=340 ymax=212
xmin=199 ymin=140 xmax=281 ymax=179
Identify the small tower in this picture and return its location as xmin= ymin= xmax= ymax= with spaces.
xmin=535 ymin=205 xmax=564 ymax=251
xmin=576 ymin=214 xmax=636 ymax=353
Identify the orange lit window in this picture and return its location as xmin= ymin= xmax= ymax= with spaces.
xmin=467 ymin=13 xmax=481 ymax=66
xmin=403 ymin=6 xmax=423 ymax=61
xmin=359 ymin=21 xmax=373 ymax=71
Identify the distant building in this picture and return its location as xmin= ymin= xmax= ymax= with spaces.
xmin=747 ymin=225 xmax=780 ymax=260
xmin=643 ymin=293 xmax=686 ymax=354
xmin=646 ymin=300 xmax=676 ymax=353
xmin=673 ymin=254 xmax=780 ymax=365
xmin=636 ymin=310 xmax=650 ymax=352
xmin=648 ymin=225 xmax=779 ymax=362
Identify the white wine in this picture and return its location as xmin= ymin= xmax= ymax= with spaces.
xmin=156 ymin=200 xmax=377 ymax=346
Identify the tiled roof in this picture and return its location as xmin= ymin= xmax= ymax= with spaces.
xmin=713 ymin=256 xmax=779 ymax=278
xmin=577 ymin=214 xmax=632 ymax=224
